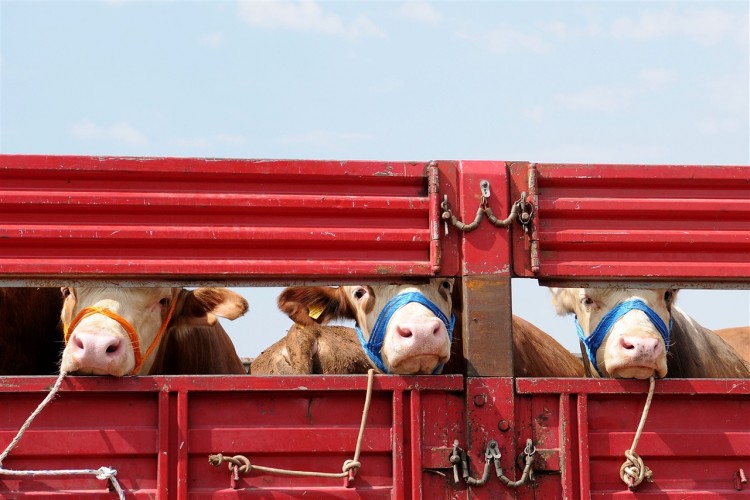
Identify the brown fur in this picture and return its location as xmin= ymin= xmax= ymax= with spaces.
xmin=250 ymin=325 xmax=371 ymax=375
xmin=664 ymin=310 xmax=750 ymax=378
xmin=0 ymin=288 xmax=65 ymax=375
xmin=512 ymin=315 xmax=584 ymax=377
xmin=713 ymin=327 xmax=750 ymax=364
xmin=148 ymin=289 xmax=247 ymax=375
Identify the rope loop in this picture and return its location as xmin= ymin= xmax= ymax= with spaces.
xmin=619 ymin=376 xmax=656 ymax=490
xmin=342 ymin=459 xmax=361 ymax=473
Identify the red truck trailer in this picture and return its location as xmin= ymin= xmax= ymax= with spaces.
xmin=0 ymin=155 xmax=748 ymax=498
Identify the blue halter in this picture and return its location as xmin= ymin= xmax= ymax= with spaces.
xmin=575 ymin=298 xmax=672 ymax=377
xmin=355 ymin=291 xmax=456 ymax=374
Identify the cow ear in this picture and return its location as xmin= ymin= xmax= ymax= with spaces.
xmin=187 ymin=288 xmax=248 ymax=320
xmin=549 ymin=287 xmax=576 ymax=316
xmin=278 ymin=286 xmax=353 ymax=325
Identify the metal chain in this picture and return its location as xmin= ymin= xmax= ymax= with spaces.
xmin=450 ymin=438 xmax=536 ymax=489
xmin=441 ymin=180 xmax=531 ymax=234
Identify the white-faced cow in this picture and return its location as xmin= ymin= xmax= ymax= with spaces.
xmin=551 ymin=287 xmax=750 ymax=379
xmin=60 ymin=287 xmax=248 ymax=376
xmin=0 ymin=287 xmax=65 ymax=375
xmin=251 ymin=280 xmax=584 ymax=377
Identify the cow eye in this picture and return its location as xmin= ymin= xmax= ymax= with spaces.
xmin=664 ymin=290 xmax=674 ymax=303
xmin=581 ymin=297 xmax=594 ymax=307
xmin=61 ymin=287 xmax=71 ymax=298
xmin=441 ymin=280 xmax=452 ymax=291
xmin=159 ymin=297 xmax=171 ymax=308
xmin=352 ymin=287 xmax=367 ymax=300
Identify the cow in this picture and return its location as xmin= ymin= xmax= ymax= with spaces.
xmin=551 ymin=287 xmax=750 ymax=379
xmin=714 ymin=327 xmax=750 ymax=364
xmin=251 ymin=280 xmax=584 ymax=377
xmin=0 ymin=287 xmax=65 ymax=375
xmin=60 ymin=287 xmax=248 ymax=376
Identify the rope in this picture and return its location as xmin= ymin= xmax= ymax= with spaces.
xmin=209 ymin=368 xmax=376 ymax=480
xmin=0 ymin=371 xmax=125 ymax=499
xmin=619 ymin=376 xmax=656 ymax=490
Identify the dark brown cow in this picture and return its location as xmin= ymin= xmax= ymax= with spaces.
xmin=0 ymin=288 xmax=64 ymax=375
xmin=252 ymin=283 xmax=583 ymax=377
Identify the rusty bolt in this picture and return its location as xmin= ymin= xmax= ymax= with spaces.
xmin=473 ymin=394 xmax=486 ymax=407
xmin=498 ymin=420 xmax=511 ymax=432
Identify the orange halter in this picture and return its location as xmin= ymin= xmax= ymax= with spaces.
xmin=63 ymin=298 xmax=178 ymax=375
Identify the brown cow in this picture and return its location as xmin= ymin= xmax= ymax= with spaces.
xmin=714 ymin=327 xmax=750 ymax=364
xmin=551 ymin=287 xmax=750 ymax=379
xmin=252 ymin=281 xmax=583 ymax=377
xmin=60 ymin=287 xmax=248 ymax=376
xmin=0 ymin=287 xmax=64 ymax=375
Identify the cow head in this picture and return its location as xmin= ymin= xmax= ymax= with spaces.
xmin=60 ymin=287 xmax=247 ymax=376
xmin=278 ymin=279 xmax=455 ymax=374
xmin=550 ymin=287 xmax=675 ymax=379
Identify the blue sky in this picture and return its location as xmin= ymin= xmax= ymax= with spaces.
xmin=2 ymin=1 xmax=749 ymax=357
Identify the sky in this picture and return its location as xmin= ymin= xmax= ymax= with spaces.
xmin=1 ymin=0 xmax=749 ymax=358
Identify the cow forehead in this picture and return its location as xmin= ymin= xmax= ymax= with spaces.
xmin=71 ymin=287 xmax=176 ymax=309
xmin=347 ymin=279 xmax=453 ymax=313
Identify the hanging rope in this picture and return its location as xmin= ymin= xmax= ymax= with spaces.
xmin=619 ymin=376 xmax=656 ymax=490
xmin=209 ymin=368 xmax=376 ymax=481
xmin=0 ymin=371 xmax=125 ymax=499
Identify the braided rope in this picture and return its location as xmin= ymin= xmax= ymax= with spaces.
xmin=619 ymin=376 xmax=656 ymax=490
xmin=0 ymin=371 xmax=125 ymax=499
xmin=209 ymin=368 xmax=375 ymax=480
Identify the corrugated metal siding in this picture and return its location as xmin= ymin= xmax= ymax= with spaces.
xmin=0 ymin=155 xmax=440 ymax=283
xmin=512 ymin=164 xmax=750 ymax=282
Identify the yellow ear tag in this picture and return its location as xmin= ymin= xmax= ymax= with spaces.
xmin=308 ymin=304 xmax=325 ymax=320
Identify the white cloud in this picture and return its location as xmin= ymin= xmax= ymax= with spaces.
xmin=281 ymin=130 xmax=372 ymax=148
xmin=69 ymin=119 xmax=147 ymax=145
xmin=611 ymin=7 xmax=743 ymax=46
xmin=638 ymin=68 xmax=677 ymax=90
xmin=237 ymin=0 xmax=385 ymax=40
xmin=555 ymin=86 xmax=633 ymax=113
xmin=399 ymin=1 xmax=441 ymax=26
xmin=200 ymin=32 xmax=225 ymax=47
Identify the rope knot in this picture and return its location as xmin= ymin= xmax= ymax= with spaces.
xmin=619 ymin=450 xmax=653 ymax=489
xmin=95 ymin=466 xmax=117 ymax=481
xmin=342 ymin=459 xmax=361 ymax=473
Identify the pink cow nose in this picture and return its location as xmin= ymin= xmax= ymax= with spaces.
xmin=396 ymin=317 xmax=443 ymax=338
xmin=69 ymin=331 xmax=125 ymax=370
xmin=618 ymin=335 xmax=664 ymax=363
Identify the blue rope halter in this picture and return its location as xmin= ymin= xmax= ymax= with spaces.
xmin=575 ymin=298 xmax=672 ymax=377
xmin=355 ymin=291 xmax=456 ymax=374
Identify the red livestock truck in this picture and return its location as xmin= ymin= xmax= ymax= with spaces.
xmin=0 ymin=155 xmax=748 ymax=498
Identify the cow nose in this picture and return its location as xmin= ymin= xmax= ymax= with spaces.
xmin=69 ymin=331 xmax=125 ymax=365
xmin=396 ymin=317 xmax=443 ymax=338
xmin=618 ymin=335 xmax=663 ymax=361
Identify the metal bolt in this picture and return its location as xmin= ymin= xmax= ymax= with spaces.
xmin=498 ymin=420 xmax=511 ymax=432
xmin=473 ymin=394 xmax=486 ymax=407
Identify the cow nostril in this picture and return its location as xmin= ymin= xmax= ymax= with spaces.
xmin=105 ymin=338 xmax=122 ymax=355
xmin=620 ymin=337 xmax=635 ymax=350
xmin=397 ymin=326 xmax=413 ymax=338
xmin=73 ymin=335 xmax=85 ymax=350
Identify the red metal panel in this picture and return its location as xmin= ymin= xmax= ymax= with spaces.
xmin=0 ymin=375 xmax=463 ymax=498
xmin=0 ymin=155 xmax=449 ymax=283
xmin=516 ymin=378 xmax=750 ymax=497
xmin=510 ymin=163 xmax=750 ymax=283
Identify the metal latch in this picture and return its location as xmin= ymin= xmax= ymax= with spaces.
xmin=449 ymin=438 xmax=536 ymax=489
